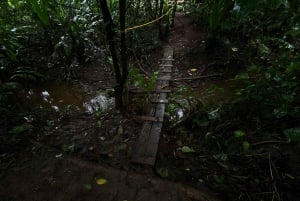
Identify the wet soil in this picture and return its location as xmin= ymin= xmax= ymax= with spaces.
xmin=1 ymin=151 xmax=219 ymax=201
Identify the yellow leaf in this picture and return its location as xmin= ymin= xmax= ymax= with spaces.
xmin=190 ymin=68 xmax=197 ymax=72
xmin=96 ymin=178 xmax=107 ymax=185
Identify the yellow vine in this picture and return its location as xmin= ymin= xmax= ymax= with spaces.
xmin=122 ymin=2 xmax=175 ymax=33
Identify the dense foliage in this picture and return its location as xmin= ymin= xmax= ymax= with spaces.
xmin=1 ymin=0 xmax=300 ymax=200
xmin=166 ymin=1 xmax=300 ymax=200
xmin=184 ymin=0 xmax=300 ymax=143
xmin=0 ymin=0 xmax=173 ymax=115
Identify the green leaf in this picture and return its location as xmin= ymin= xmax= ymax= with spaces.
xmin=242 ymin=141 xmax=250 ymax=151
xmin=234 ymin=73 xmax=249 ymax=80
xmin=213 ymin=175 xmax=224 ymax=184
xmin=285 ymin=26 xmax=300 ymax=37
xmin=7 ymin=49 xmax=17 ymax=61
xmin=7 ymin=0 xmax=15 ymax=8
xmin=233 ymin=130 xmax=245 ymax=138
xmin=3 ymin=82 xmax=23 ymax=91
xmin=178 ymin=146 xmax=195 ymax=153
xmin=156 ymin=168 xmax=169 ymax=178
xmin=273 ymin=107 xmax=287 ymax=118
xmin=9 ymin=125 xmax=26 ymax=135
xmin=258 ymin=43 xmax=271 ymax=55
xmin=212 ymin=153 xmax=228 ymax=162
xmin=29 ymin=0 xmax=50 ymax=27
xmin=286 ymin=62 xmax=300 ymax=75
xmin=284 ymin=128 xmax=300 ymax=142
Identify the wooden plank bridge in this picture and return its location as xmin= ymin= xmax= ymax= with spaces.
xmin=132 ymin=46 xmax=174 ymax=166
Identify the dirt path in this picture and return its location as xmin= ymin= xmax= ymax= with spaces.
xmin=0 ymin=13 xmax=221 ymax=201
xmin=1 ymin=153 xmax=220 ymax=201
xmin=165 ymin=13 xmax=207 ymax=79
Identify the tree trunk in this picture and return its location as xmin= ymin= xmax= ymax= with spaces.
xmin=158 ymin=0 xmax=164 ymax=39
xmin=170 ymin=0 xmax=177 ymax=28
xmin=154 ymin=0 xmax=159 ymax=17
xmin=98 ymin=0 xmax=123 ymax=110
xmin=119 ymin=0 xmax=128 ymax=109
xmin=134 ymin=0 xmax=141 ymax=22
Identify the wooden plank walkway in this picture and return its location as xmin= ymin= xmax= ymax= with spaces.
xmin=132 ymin=46 xmax=174 ymax=166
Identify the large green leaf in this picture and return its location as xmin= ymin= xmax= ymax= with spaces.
xmin=284 ymin=128 xmax=300 ymax=142
xmin=3 ymin=82 xmax=23 ymax=91
xmin=9 ymin=125 xmax=26 ymax=135
xmin=29 ymin=0 xmax=50 ymax=27
xmin=286 ymin=26 xmax=300 ymax=37
xmin=233 ymin=130 xmax=246 ymax=138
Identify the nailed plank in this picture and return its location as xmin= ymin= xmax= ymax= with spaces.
xmin=163 ymin=46 xmax=174 ymax=59
xmin=160 ymin=69 xmax=172 ymax=73
xmin=129 ymin=89 xmax=172 ymax=93
xmin=161 ymin=70 xmax=172 ymax=74
xmin=159 ymin=58 xmax=175 ymax=61
xmin=132 ymin=46 xmax=173 ymax=166
xmin=151 ymin=99 xmax=168 ymax=104
xmin=159 ymin=68 xmax=172 ymax=73
xmin=138 ymin=116 xmax=164 ymax=122
xmin=157 ymin=75 xmax=172 ymax=80
xmin=149 ymin=122 xmax=162 ymax=143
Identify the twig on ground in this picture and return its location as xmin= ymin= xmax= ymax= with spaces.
xmin=251 ymin=140 xmax=288 ymax=146
xmin=269 ymin=153 xmax=282 ymax=201
xmin=173 ymin=73 xmax=221 ymax=81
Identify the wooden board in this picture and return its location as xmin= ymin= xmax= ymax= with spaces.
xmin=132 ymin=46 xmax=174 ymax=166
xmin=157 ymin=76 xmax=172 ymax=81
xmin=129 ymin=89 xmax=171 ymax=94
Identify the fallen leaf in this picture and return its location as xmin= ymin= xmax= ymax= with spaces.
xmin=96 ymin=178 xmax=107 ymax=185
xmin=190 ymin=68 xmax=197 ymax=72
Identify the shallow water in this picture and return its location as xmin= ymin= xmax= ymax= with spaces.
xmin=25 ymin=81 xmax=114 ymax=114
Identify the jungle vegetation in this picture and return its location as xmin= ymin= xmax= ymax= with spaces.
xmin=1 ymin=0 xmax=300 ymax=200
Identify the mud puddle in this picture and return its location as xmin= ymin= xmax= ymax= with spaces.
xmin=24 ymin=81 xmax=114 ymax=114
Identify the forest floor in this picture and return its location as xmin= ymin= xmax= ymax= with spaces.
xmin=0 ymin=13 xmax=221 ymax=201
xmin=1 ymin=12 xmax=300 ymax=201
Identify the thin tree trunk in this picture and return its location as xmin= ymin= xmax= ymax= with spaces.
xmin=170 ymin=0 xmax=177 ymax=28
xmin=135 ymin=0 xmax=141 ymax=21
xmin=154 ymin=0 xmax=159 ymax=17
xmin=119 ymin=0 xmax=128 ymax=110
xmin=98 ymin=0 xmax=123 ymax=110
xmin=158 ymin=0 xmax=164 ymax=39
